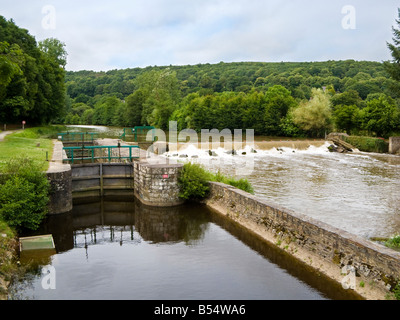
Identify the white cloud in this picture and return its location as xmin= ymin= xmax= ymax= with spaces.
xmin=0 ymin=0 xmax=398 ymax=71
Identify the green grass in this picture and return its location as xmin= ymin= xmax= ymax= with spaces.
xmin=178 ymin=163 xmax=254 ymax=201
xmin=0 ymin=126 xmax=65 ymax=171
xmin=343 ymin=136 xmax=389 ymax=153
xmin=385 ymin=235 xmax=400 ymax=249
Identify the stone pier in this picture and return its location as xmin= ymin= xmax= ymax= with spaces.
xmin=134 ymin=160 xmax=184 ymax=207
xmin=389 ymin=137 xmax=400 ymax=155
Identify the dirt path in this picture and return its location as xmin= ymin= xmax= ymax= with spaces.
xmin=0 ymin=130 xmax=19 ymax=142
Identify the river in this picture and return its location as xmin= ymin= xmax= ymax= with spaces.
xmin=166 ymin=142 xmax=400 ymax=240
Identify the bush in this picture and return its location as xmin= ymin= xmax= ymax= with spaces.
xmin=0 ymin=157 xmax=49 ymax=231
xmin=178 ymin=163 xmax=254 ymax=201
xmin=178 ymin=163 xmax=212 ymax=200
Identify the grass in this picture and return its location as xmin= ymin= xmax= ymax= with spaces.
xmin=343 ymin=136 xmax=389 ymax=153
xmin=178 ymin=162 xmax=254 ymax=201
xmin=385 ymin=235 xmax=400 ymax=249
xmin=0 ymin=126 xmax=65 ymax=171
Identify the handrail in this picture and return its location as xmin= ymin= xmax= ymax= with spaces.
xmin=58 ymin=132 xmax=98 ymax=142
xmin=63 ymin=145 xmax=140 ymax=164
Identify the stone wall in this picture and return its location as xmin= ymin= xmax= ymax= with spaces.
xmin=203 ymin=182 xmax=400 ymax=300
xmin=47 ymin=140 xmax=73 ymax=215
xmin=389 ymin=137 xmax=400 ymax=155
xmin=134 ymin=160 xmax=184 ymax=207
xmin=46 ymin=165 xmax=72 ymax=215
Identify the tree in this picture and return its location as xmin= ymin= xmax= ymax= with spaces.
xmin=291 ymin=88 xmax=332 ymax=137
xmin=0 ymin=16 xmax=66 ymax=124
xmin=384 ymin=8 xmax=400 ymax=96
xmin=359 ymin=95 xmax=400 ymax=137
xmin=135 ymin=69 xmax=181 ymax=130
xmin=264 ymin=85 xmax=296 ymax=136
xmin=38 ymin=38 xmax=67 ymax=68
xmin=333 ymin=104 xmax=360 ymax=134
xmin=331 ymin=89 xmax=363 ymax=109
xmin=126 ymin=88 xmax=146 ymax=126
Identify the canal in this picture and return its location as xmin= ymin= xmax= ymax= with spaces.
xmin=9 ymin=125 xmax=398 ymax=300
xmin=9 ymin=198 xmax=360 ymax=300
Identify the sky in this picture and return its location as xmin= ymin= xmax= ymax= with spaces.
xmin=1 ymin=0 xmax=399 ymax=71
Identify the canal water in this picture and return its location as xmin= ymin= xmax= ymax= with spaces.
xmin=9 ymin=198 xmax=360 ymax=300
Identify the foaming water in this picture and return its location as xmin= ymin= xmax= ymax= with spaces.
xmin=163 ymin=142 xmax=400 ymax=239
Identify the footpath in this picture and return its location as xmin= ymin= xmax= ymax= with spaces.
xmin=0 ymin=130 xmax=19 ymax=142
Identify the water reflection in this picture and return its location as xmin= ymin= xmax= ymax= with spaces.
xmin=36 ymin=198 xmax=210 ymax=255
xmin=10 ymin=197 xmax=363 ymax=300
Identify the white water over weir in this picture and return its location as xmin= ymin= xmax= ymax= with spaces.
xmin=161 ymin=140 xmax=400 ymax=240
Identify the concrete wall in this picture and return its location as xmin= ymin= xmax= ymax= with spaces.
xmin=389 ymin=137 xmax=400 ymax=155
xmin=47 ymin=141 xmax=73 ymax=215
xmin=134 ymin=161 xmax=184 ymax=207
xmin=47 ymin=165 xmax=73 ymax=215
xmin=203 ymin=182 xmax=400 ymax=300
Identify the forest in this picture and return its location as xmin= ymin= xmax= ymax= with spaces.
xmin=0 ymin=16 xmax=67 ymax=125
xmin=1 ymin=13 xmax=400 ymax=138
xmin=64 ymin=59 xmax=400 ymax=138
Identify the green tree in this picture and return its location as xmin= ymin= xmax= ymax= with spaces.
xmin=264 ymin=85 xmax=296 ymax=136
xmin=331 ymin=90 xmax=363 ymax=109
xmin=38 ymin=38 xmax=67 ymax=68
xmin=0 ymin=16 xmax=66 ymax=124
xmin=359 ymin=95 xmax=400 ymax=137
xmin=126 ymin=88 xmax=146 ymax=126
xmin=384 ymin=8 xmax=400 ymax=96
xmin=333 ymin=104 xmax=360 ymax=134
xmin=134 ymin=69 xmax=181 ymax=130
xmin=292 ymin=88 xmax=332 ymax=137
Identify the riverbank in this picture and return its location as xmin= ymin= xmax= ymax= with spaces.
xmin=0 ymin=126 xmax=66 ymax=299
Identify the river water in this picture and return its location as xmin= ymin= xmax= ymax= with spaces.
xmin=166 ymin=142 xmax=400 ymax=239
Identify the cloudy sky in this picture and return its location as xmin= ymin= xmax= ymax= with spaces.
xmin=1 ymin=0 xmax=399 ymax=71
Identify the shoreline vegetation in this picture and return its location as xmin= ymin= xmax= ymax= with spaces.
xmin=0 ymin=126 xmax=64 ymax=300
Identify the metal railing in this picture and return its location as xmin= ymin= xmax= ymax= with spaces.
xmin=63 ymin=145 xmax=140 ymax=164
xmin=58 ymin=132 xmax=98 ymax=143
xmin=120 ymin=126 xmax=156 ymax=142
